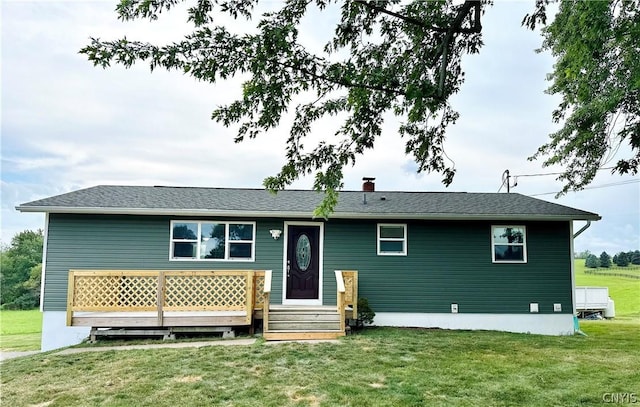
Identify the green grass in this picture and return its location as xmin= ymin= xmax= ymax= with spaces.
xmin=0 ymin=263 xmax=637 ymax=406
xmin=582 ymin=263 xmax=640 ymax=278
xmin=0 ymin=309 xmax=42 ymax=351
xmin=574 ymin=260 xmax=640 ymax=318
xmin=1 ymin=322 xmax=639 ymax=407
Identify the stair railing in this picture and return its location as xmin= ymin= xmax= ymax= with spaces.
xmin=263 ymin=269 xmax=272 ymax=333
xmin=341 ymin=270 xmax=358 ymax=317
xmin=335 ymin=270 xmax=346 ymax=333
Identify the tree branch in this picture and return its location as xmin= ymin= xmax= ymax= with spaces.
xmin=354 ymin=0 xmax=482 ymax=34
xmin=351 ymin=0 xmax=484 ymax=100
xmin=183 ymin=43 xmax=408 ymax=96
xmin=292 ymin=64 xmax=406 ymax=96
xmin=354 ymin=0 xmax=447 ymax=32
xmin=437 ymin=0 xmax=482 ymax=96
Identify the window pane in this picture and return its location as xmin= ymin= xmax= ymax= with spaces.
xmin=229 ymin=224 xmax=253 ymax=241
xmin=494 ymin=245 xmax=524 ymax=261
xmin=202 ymin=223 xmax=225 ymax=240
xmin=296 ymin=234 xmax=312 ymax=271
xmin=173 ymin=242 xmax=196 ymax=258
xmin=380 ymin=240 xmax=404 ymax=253
xmin=200 ymin=223 xmax=225 ymax=259
xmin=380 ymin=226 xmax=404 ymax=239
xmin=173 ymin=223 xmax=198 ymax=240
xmin=229 ymin=243 xmax=252 ymax=259
xmin=493 ymin=227 xmax=524 ymax=244
xmin=201 ymin=238 xmax=225 ymax=259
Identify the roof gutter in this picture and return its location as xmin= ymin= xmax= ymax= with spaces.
xmin=573 ymin=220 xmax=592 ymax=238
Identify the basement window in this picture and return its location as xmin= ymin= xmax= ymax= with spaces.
xmin=170 ymin=221 xmax=255 ymax=261
xmin=377 ymin=224 xmax=407 ymax=256
xmin=492 ymin=225 xmax=527 ymax=263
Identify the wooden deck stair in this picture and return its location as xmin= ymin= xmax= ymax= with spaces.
xmin=263 ymin=306 xmax=346 ymax=340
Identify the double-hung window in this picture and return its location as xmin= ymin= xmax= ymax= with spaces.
xmin=491 ymin=225 xmax=527 ymax=263
xmin=170 ymin=221 xmax=255 ymax=261
xmin=377 ymin=224 xmax=407 ymax=256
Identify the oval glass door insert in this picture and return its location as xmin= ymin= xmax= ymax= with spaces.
xmin=296 ymin=234 xmax=312 ymax=271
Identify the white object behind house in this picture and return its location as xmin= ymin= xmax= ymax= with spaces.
xmin=575 ymin=286 xmax=615 ymax=318
xmin=604 ymin=298 xmax=616 ymax=318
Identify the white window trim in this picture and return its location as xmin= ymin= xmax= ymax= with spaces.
xmin=377 ymin=223 xmax=407 ymax=256
xmin=491 ymin=225 xmax=527 ymax=263
xmin=169 ymin=220 xmax=256 ymax=262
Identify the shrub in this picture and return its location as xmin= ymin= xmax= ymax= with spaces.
xmin=1 ymin=230 xmax=43 ymax=307
xmin=575 ymin=250 xmax=591 ymax=259
xmin=599 ymin=252 xmax=611 ymax=268
xmin=585 ymin=254 xmax=600 ymax=268
xmin=614 ymin=252 xmax=630 ymax=267
xmin=627 ymin=251 xmax=635 ymax=262
xmin=357 ymin=298 xmax=376 ymax=325
xmin=1 ymin=293 xmax=39 ymax=310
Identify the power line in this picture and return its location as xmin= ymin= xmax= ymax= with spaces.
xmin=498 ymin=166 xmax=621 ymax=194
xmin=497 ymin=170 xmax=507 ymax=193
xmin=512 ymin=166 xmax=616 ymax=178
xmin=529 ymin=179 xmax=640 ymax=197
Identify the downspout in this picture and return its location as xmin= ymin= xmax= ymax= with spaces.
xmin=572 ymin=221 xmax=592 ymax=336
xmin=573 ymin=221 xmax=591 ymax=238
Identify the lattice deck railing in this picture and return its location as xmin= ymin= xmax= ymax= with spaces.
xmin=253 ymin=271 xmax=265 ymax=310
xmin=67 ymin=270 xmax=266 ymax=326
xmin=335 ymin=270 xmax=358 ymax=333
xmin=342 ymin=270 xmax=358 ymax=316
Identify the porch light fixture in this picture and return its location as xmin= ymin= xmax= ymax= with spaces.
xmin=269 ymin=229 xmax=282 ymax=240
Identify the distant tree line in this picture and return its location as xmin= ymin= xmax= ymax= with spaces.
xmin=584 ymin=250 xmax=640 ymax=268
xmin=0 ymin=230 xmax=43 ymax=309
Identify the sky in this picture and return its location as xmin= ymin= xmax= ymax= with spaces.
xmin=1 ymin=0 xmax=638 ymax=255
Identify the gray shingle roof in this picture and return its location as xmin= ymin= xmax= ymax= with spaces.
xmin=16 ymin=185 xmax=600 ymax=221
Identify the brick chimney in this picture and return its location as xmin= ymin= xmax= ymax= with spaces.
xmin=362 ymin=177 xmax=375 ymax=192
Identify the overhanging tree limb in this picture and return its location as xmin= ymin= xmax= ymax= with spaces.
xmin=437 ymin=1 xmax=482 ymax=96
xmin=80 ymin=0 xmax=638 ymax=211
xmin=80 ymin=0 xmax=485 ymax=211
xmin=354 ymin=0 xmax=445 ymax=31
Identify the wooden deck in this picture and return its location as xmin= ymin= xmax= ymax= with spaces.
xmin=66 ymin=269 xmax=358 ymax=340
xmin=66 ymin=270 xmax=265 ymax=328
xmin=71 ymin=311 xmax=249 ymax=328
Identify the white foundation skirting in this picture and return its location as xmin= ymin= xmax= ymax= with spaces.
xmin=42 ymin=311 xmax=91 ymax=351
xmin=40 ymin=310 xmax=575 ymax=351
xmin=373 ymin=312 xmax=575 ymax=336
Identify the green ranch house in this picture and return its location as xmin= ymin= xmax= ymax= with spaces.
xmin=17 ymin=180 xmax=600 ymax=350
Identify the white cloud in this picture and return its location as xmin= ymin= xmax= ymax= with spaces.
xmin=1 ymin=1 xmax=638 ymax=252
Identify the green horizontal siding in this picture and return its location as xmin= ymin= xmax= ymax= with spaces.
xmin=323 ymin=219 xmax=572 ymax=314
xmin=43 ymin=214 xmax=284 ymax=311
xmin=45 ymin=214 xmax=572 ymax=315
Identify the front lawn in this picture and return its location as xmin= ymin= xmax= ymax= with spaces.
xmin=2 ymin=321 xmax=639 ymax=406
xmin=0 ymin=309 xmax=42 ymax=351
